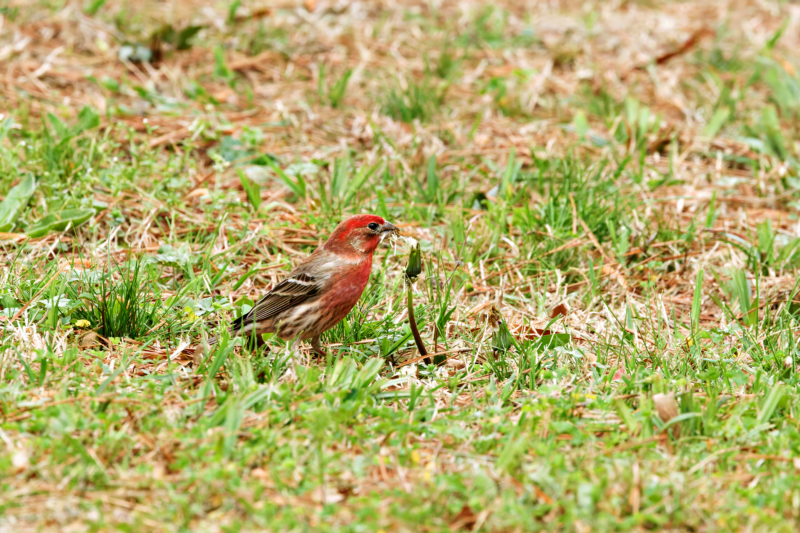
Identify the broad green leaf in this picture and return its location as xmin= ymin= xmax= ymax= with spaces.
xmin=76 ymin=106 xmax=100 ymax=133
xmin=47 ymin=113 xmax=69 ymax=138
xmin=51 ymin=208 xmax=94 ymax=231
xmin=26 ymin=214 xmax=59 ymax=237
xmin=26 ymin=208 xmax=94 ymax=238
xmin=0 ymin=115 xmax=13 ymax=143
xmin=0 ymin=174 xmax=36 ymax=232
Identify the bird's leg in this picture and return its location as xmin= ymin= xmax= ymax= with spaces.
xmin=310 ymin=335 xmax=328 ymax=359
xmin=244 ymin=329 xmax=267 ymax=352
xmin=281 ymin=338 xmax=300 ymax=382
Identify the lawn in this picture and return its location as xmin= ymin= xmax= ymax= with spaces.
xmin=2 ymin=0 xmax=800 ymax=531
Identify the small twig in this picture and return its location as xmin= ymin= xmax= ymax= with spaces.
xmin=625 ymin=28 xmax=715 ymax=78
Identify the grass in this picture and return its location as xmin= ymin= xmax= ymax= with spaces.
xmin=65 ymin=257 xmax=192 ymax=341
xmin=2 ymin=0 xmax=800 ymax=531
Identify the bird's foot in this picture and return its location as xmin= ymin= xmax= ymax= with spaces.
xmin=310 ymin=336 xmax=329 ymax=360
xmin=312 ymin=348 xmax=328 ymax=358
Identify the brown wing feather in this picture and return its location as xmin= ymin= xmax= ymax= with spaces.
xmin=231 ymin=271 xmax=321 ymax=332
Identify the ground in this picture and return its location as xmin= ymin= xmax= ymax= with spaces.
xmin=2 ymin=0 xmax=800 ymax=531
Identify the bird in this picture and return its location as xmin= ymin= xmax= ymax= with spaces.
xmin=204 ymin=214 xmax=398 ymax=357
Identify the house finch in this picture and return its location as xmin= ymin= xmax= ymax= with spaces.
xmin=205 ymin=214 xmax=398 ymax=356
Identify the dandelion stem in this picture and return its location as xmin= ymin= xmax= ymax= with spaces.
xmin=407 ymin=281 xmax=430 ymax=365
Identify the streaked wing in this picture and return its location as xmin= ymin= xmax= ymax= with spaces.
xmin=231 ymin=272 xmax=321 ymax=331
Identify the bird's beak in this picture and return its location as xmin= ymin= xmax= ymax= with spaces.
xmin=381 ymin=222 xmax=399 ymax=236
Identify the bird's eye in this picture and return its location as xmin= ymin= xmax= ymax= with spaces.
xmin=368 ymin=222 xmax=381 ymax=231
